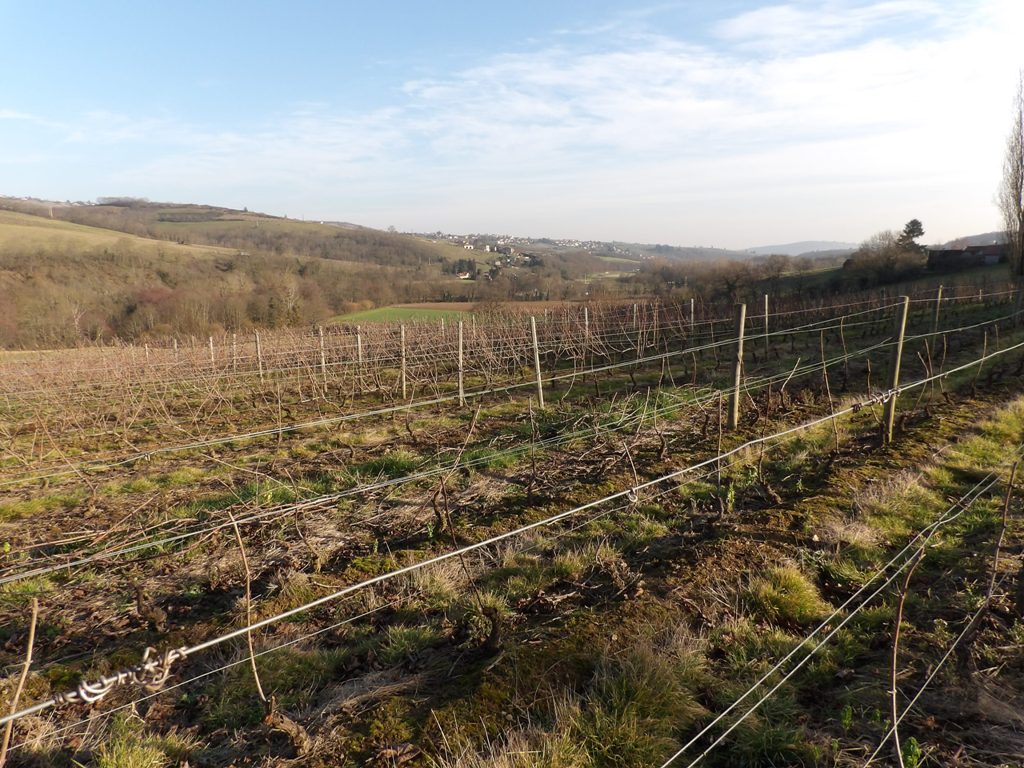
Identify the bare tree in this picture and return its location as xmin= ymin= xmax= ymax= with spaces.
xmin=998 ymin=71 xmax=1024 ymax=322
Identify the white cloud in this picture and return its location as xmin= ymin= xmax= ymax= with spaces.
xmin=5 ymin=0 xmax=1023 ymax=246
xmin=714 ymin=0 xmax=955 ymax=51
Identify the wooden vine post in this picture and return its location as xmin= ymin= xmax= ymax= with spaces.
xmin=318 ymin=326 xmax=327 ymax=393
xmin=531 ymin=316 xmax=545 ymax=410
xmin=728 ymin=302 xmax=746 ymax=430
xmin=882 ymin=296 xmax=910 ymax=445
xmin=400 ymin=324 xmax=407 ymax=400
xmin=458 ymin=320 xmax=466 ymax=408
xmin=255 ymin=331 xmax=264 ymax=381
xmin=763 ymin=293 xmax=770 ymax=359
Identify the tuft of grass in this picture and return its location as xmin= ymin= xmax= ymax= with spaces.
xmin=93 ymin=715 xmax=196 ymax=768
xmin=351 ymin=450 xmax=422 ymax=479
xmin=206 ymin=646 xmax=349 ymax=727
xmin=572 ymin=640 xmax=706 ymax=768
xmin=0 ymin=491 xmax=85 ymax=522
xmin=378 ymin=624 xmax=441 ymax=666
xmin=256 ymin=570 xmax=318 ymax=620
xmin=746 ymin=565 xmax=831 ymax=627
xmin=463 ymin=446 xmax=520 ymax=471
xmin=715 ymin=716 xmax=823 ymax=768
xmin=0 ymin=574 xmax=54 ymax=606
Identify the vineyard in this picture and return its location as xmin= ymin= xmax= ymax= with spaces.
xmin=1 ymin=284 xmax=1024 ymax=767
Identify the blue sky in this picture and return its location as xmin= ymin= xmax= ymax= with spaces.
xmin=1 ymin=0 xmax=1021 ymax=248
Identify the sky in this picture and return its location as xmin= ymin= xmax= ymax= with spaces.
xmin=1 ymin=0 xmax=1022 ymax=249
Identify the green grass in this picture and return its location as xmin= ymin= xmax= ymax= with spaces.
xmin=92 ymin=714 xmax=196 ymax=768
xmin=0 ymin=574 xmax=56 ymax=606
xmin=0 ymin=491 xmax=86 ymax=522
xmin=205 ymin=645 xmax=351 ymax=727
xmin=746 ymin=565 xmax=832 ymax=627
xmin=329 ymin=305 xmax=470 ymax=323
xmin=349 ymin=449 xmax=423 ymax=479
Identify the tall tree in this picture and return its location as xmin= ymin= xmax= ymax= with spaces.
xmin=998 ymin=71 xmax=1024 ymax=320
xmin=896 ymin=219 xmax=925 ymax=251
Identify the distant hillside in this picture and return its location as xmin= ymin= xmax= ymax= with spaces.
xmin=0 ymin=197 xmax=457 ymax=269
xmin=628 ymin=243 xmax=750 ymax=262
xmin=0 ymin=199 xmax=610 ymax=347
xmin=744 ymin=240 xmax=858 ymax=257
xmin=942 ymin=231 xmax=1007 ymax=248
xmin=0 ymin=206 xmax=470 ymax=347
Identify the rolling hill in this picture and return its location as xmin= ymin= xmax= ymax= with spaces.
xmin=0 ymin=199 xmax=613 ymax=347
xmin=0 ymin=204 xmax=469 ymax=348
xmin=0 ymin=197 xmax=450 ymax=268
xmin=744 ymin=240 xmax=858 ymax=257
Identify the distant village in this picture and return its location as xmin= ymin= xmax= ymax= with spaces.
xmin=426 ymin=231 xmax=640 ymax=280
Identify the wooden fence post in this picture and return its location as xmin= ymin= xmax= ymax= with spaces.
xmin=173 ymin=337 xmax=179 ymax=362
xmin=356 ymin=326 xmax=363 ymax=367
xmin=728 ymin=303 xmax=746 ymax=430
xmin=690 ymin=297 xmax=695 ymax=336
xmin=232 ymin=333 xmax=238 ymax=372
xmin=318 ymin=326 xmax=327 ymax=392
xmin=932 ymin=285 xmax=943 ymax=337
xmin=458 ymin=320 xmax=466 ymax=408
xmin=255 ymin=331 xmax=264 ymax=381
xmin=883 ymin=296 xmax=910 ymax=445
xmin=208 ymin=336 xmax=215 ymax=366
xmin=763 ymin=293 xmax=770 ymax=360
xmin=400 ymin=324 xmax=407 ymax=400
xmin=531 ymin=316 xmax=545 ymax=410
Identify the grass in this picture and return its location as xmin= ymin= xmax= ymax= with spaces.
xmin=349 ymin=449 xmax=423 ymax=479
xmin=0 ymin=574 xmax=55 ymax=606
xmin=206 ymin=645 xmax=351 ymax=727
xmin=0 ymin=209 xmax=230 ymax=258
xmin=92 ymin=714 xmax=195 ymax=768
xmin=746 ymin=565 xmax=832 ymax=627
xmin=378 ymin=624 xmax=443 ymax=666
xmin=0 ymin=490 xmax=85 ymax=522
xmin=329 ymin=305 xmax=470 ymax=323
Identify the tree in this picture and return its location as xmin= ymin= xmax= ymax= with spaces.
xmin=843 ymin=227 xmax=927 ymax=288
xmin=896 ymin=219 xmax=925 ymax=252
xmin=998 ymin=71 xmax=1024 ymax=321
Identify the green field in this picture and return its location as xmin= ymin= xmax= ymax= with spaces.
xmin=597 ymin=254 xmax=642 ymax=266
xmin=329 ymin=306 xmax=470 ymax=323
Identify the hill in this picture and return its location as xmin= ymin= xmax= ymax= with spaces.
xmin=0 ymin=199 xmax=616 ymax=347
xmin=744 ymin=240 xmax=858 ymax=257
xmin=0 ymin=197 xmax=450 ymax=269
xmin=0 ymin=206 xmax=466 ymax=348
xmin=943 ymin=230 xmax=1007 ymax=248
xmin=628 ymin=242 xmax=750 ymax=261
